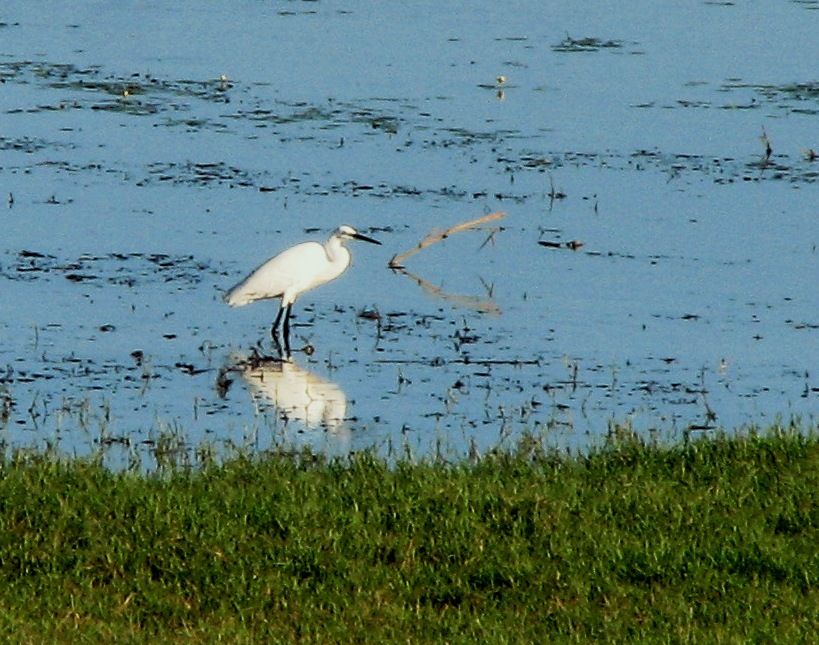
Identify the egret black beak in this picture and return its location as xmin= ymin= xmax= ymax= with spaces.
xmin=352 ymin=232 xmax=382 ymax=245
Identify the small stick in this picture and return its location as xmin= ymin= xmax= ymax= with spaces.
xmin=388 ymin=211 xmax=506 ymax=269
xmin=760 ymin=126 xmax=772 ymax=162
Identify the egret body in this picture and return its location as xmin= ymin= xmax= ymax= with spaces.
xmin=224 ymin=225 xmax=380 ymax=354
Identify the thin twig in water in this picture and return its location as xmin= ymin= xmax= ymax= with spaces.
xmin=388 ymin=211 xmax=506 ymax=269
xmin=760 ymin=126 xmax=772 ymax=163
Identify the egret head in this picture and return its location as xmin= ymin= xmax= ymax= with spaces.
xmin=336 ymin=225 xmax=381 ymax=245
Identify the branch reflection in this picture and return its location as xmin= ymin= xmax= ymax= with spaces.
xmin=393 ymin=267 xmax=500 ymax=315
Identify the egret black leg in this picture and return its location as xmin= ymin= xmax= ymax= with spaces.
xmin=271 ymin=305 xmax=286 ymax=357
xmin=271 ymin=306 xmax=285 ymax=337
xmin=282 ymin=303 xmax=293 ymax=356
xmin=271 ymin=334 xmax=284 ymax=358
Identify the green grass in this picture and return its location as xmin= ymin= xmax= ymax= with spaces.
xmin=0 ymin=428 xmax=817 ymax=643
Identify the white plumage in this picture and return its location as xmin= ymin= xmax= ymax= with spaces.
xmin=224 ymin=225 xmax=381 ymax=354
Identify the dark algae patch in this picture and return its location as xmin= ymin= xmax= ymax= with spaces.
xmin=552 ymin=35 xmax=630 ymax=53
xmin=0 ymin=429 xmax=816 ymax=642
xmin=4 ymin=250 xmax=218 ymax=287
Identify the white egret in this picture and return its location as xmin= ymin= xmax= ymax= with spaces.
xmin=224 ymin=225 xmax=381 ymax=354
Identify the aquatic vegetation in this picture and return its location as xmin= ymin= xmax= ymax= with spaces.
xmin=552 ymin=35 xmax=628 ymax=53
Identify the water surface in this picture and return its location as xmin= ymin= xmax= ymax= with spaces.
xmin=1 ymin=1 xmax=816 ymax=467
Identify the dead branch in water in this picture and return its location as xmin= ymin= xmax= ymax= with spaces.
xmin=388 ymin=211 xmax=506 ymax=269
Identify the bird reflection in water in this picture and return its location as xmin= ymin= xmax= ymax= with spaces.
xmin=233 ymin=353 xmax=348 ymax=434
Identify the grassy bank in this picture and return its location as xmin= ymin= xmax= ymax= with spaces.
xmin=0 ymin=429 xmax=817 ymax=643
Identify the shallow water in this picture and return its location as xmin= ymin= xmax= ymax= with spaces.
xmin=1 ymin=1 xmax=816 ymax=467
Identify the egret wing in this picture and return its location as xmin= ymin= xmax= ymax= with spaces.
xmin=224 ymin=242 xmax=327 ymax=306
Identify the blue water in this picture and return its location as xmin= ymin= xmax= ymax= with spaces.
xmin=1 ymin=1 xmax=816 ymax=467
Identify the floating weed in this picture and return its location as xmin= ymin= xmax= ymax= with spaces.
xmin=2 ymin=250 xmax=219 ymax=289
xmin=721 ymin=80 xmax=819 ymax=115
xmin=0 ymin=61 xmax=232 ymax=108
xmin=552 ymin=35 xmax=628 ymax=53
